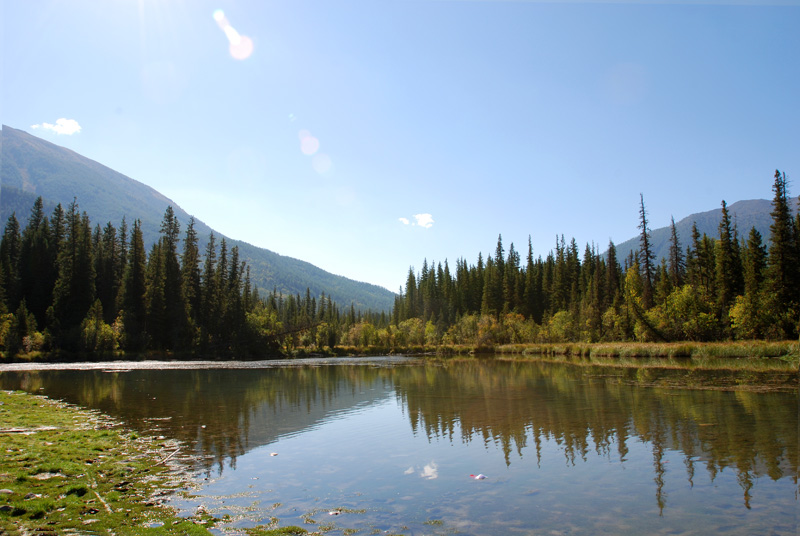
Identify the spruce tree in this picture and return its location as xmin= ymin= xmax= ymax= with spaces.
xmin=96 ymin=222 xmax=122 ymax=323
xmin=0 ymin=213 xmax=21 ymax=311
xmin=181 ymin=217 xmax=202 ymax=328
xmin=144 ymin=242 xmax=166 ymax=348
xmin=667 ymin=216 xmax=685 ymax=288
xmin=201 ymin=233 xmax=220 ymax=348
xmin=743 ymin=227 xmax=767 ymax=297
xmin=52 ymin=201 xmax=96 ymax=345
xmin=766 ymin=170 xmax=799 ymax=336
xmin=605 ymin=240 xmax=621 ymax=310
xmin=19 ymin=198 xmax=53 ymax=327
xmin=118 ymin=220 xmax=148 ymax=350
xmin=715 ymin=200 xmax=742 ymax=318
xmin=637 ymin=194 xmax=655 ymax=309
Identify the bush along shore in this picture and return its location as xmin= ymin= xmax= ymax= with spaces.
xmin=0 ymin=390 xmax=216 ymax=535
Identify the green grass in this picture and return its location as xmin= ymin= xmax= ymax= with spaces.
xmin=0 ymin=390 xmax=215 ymax=535
xmin=494 ymin=340 xmax=800 ymax=362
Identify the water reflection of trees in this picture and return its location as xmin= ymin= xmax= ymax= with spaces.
xmin=2 ymin=366 xmax=393 ymax=473
xmin=391 ymin=360 xmax=799 ymax=510
xmin=2 ymin=360 xmax=796 ymax=509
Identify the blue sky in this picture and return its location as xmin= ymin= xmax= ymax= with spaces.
xmin=2 ymin=0 xmax=798 ymax=292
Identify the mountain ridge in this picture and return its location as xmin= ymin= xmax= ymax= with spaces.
xmin=0 ymin=125 xmax=395 ymax=311
xmin=611 ymin=197 xmax=799 ymax=265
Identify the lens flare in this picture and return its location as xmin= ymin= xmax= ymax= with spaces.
xmin=213 ymin=9 xmax=253 ymax=60
xmin=296 ymin=125 xmax=332 ymax=174
xmin=312 ymin=153 xmax=332 ymax=174
xmin=299 ymin=130 xmax=320 ymax=155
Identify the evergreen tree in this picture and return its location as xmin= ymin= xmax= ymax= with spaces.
xmin=0 ymin=213 xmax=21 ymax=311
xmin=503 ymin=243 xmax=520 ymax=313
xmin=480 ymin=258 xmax=501 ymax=317
xmin=667 ymin=216 xmax=685 ymax=288
xmin=765 ymin=170 xmax=799 ymax=336
xmin=743 ymin=227 xmax=767 ymax=297
xmin=52 ymin=201 xmax=96 ymax=345
xmin=637 ymin=194 xmax=655 ymax=309
xmin=181 ymin=217 xmax=202 ymax=329
xmin=494 ymin=234 xmax=505 ymax=281
xmin=144 ymin=242 xmax=166 ymax=348
xmin=685 ymin=223 xmax=700 ymax=288
xmin=715 ymin=200 xmax=743 ymax=319
xmin=605 ymin=240 xmax=622 ymax=310
xmin=96 ymin=221 xmax=123 ymax=323
xmin=19 ymin=198 xmax=54 ymax=327
xmin=158 ymin=207 xmax=187 ymax=349
xmin=201 ymin=233 xmax=221 ymax=348
xmin=118 ymin=220 xmax=148 ymax=350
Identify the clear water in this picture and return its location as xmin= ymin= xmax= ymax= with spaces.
xmin=1 ymin=357 xmax=797 ymax=535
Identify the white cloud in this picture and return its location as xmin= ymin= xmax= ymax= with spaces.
xmin=31 ymin=118 xmax=82 ymax=135
xmin=399 ymin=214 xmax=435 ymax=228
xmin=420 ymin=462 xmax=439 ymax=480
xmin=413 ymin=213 xmax=434 ymax=228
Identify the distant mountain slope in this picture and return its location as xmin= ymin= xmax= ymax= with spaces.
xmin=613 ymin=198 xmax=800 ymax=265
xmin=0 ymin=125 xmax=395 ymax=311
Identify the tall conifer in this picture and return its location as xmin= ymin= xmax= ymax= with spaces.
xmin=637 ymin=194 xmax=655 ymax=309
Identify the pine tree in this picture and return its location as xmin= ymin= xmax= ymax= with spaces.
xmin=637 ymin=194 xmax=655 ymax=309
xmin=201 ymin=233 xmax=220 ymax=348
xmin=118 ymin=220 xmax=148 ymax=350
xmin=743 ymin=227 xmax=767 ymax=297
xmin=480 ymin=258 xmax=501 ymax=317
xmin=0 ymin=213 xmax=22 ymax=311
xmin=52 ymin=201 xmax=96 ymax=345
xmin=494 ymin=234 xmax=505 ymax=281
xmin=503 ymin=242 xmax=520 ymax=313
xmin=667 ymin=216 xmax=685 ymax=288
xmin=181 ymin=217 xmax=202 ymax=329
xmin=144 ymin=242 xmax=166 ymax=348
xmin=605 ymin=240 xmax=622 ymax=310
xmin=19 ymin=198 xmax=54 ymax=327
xmin=403 ymin=267 xmax=418 ymax=320
xmin=765 ymin=170 xmax=799 ymax=336
xmin=715 ymin=200 xmax=742 ymax=319
xmin=96 ymin=221 xmax=123 ymax=323
xmin=159 ymin=207 xmax=187 ymax=349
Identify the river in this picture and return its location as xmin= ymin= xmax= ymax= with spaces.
xmin=1 ymin=356 xmax=797 ymax=535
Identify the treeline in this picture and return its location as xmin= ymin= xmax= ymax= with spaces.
xmin=390 ymin=170 xmax=800 ymax=346
xmin=0 ymin=199 xmax=387 ymax=358
xmin=2 ymin=171 xmax=797 ymax=358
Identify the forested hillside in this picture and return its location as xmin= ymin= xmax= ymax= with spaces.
xmin=0 ymin=199 xmax=389 ymax=357
xmin=0 ymin=125 xmax=395 ymax=311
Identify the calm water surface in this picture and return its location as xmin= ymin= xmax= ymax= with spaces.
xmin=1 ymin=357 xmax=797 ymax=535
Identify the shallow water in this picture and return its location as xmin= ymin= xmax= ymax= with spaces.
xmin=1 ymin=357 xmax=797 ymax=535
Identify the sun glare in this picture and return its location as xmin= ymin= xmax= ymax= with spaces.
xmin=213 ymin=9 xmax=253 ymax=60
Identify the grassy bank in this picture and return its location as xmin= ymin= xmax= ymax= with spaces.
xmin=0 ymin=390 xmax=215 ymax=535
xmin=3 ymin=340 xmax=799 ymax=370
xmin=494 ymin=340 xmax=800 ymax=361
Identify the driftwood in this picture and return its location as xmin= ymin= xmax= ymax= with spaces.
xmin=0 ymin=426 xmax=58 ymax=434
xmin=159 ymin=448 xmax=181 ymax=464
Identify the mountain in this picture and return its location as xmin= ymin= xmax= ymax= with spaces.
xmin=0 ymin=125 xmax=395 ymax=311
xmin=612 ymin=198 xmax=800 ymax=265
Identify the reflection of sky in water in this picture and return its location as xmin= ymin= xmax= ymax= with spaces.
xmin=176 ymin=396 xmax=797 ymax=536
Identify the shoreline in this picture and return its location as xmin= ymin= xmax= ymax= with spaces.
xmin=0 ymin=390 xmax=216 ymax=535
xmin=2 ymin=339 xmax=798 ymax=365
